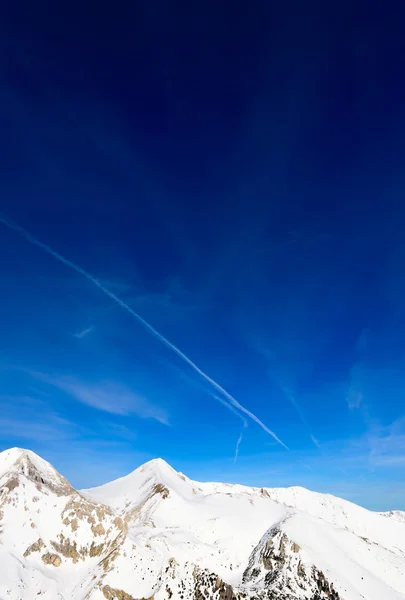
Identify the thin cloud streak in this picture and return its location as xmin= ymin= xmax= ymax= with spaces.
xmin=246 ymin=336 xmax=316 ymax=448
xmin=0 ymin=215 xmax=289 ymax=450
xmin=278 ymin=383 xmax=320 ymax=448
xmin=73 ymin=326 xmax=94 ymax=339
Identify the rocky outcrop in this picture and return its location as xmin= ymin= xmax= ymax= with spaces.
xmin=312 ymin=569 xmax=340 ymax=600
xmin=92 ymin=522 xmax=106 ymax=536
xmin=193 ymin=568 xmax=243 ymax=600
xmin=42 ymin=552 xmax=62 ymax=567
xmin=242 ymin=527 xmax=340 ymax=600
xmin=18 ymin=454 xmax=73 ymax=496
xmin=102 ymin=585 xmax=135 ymax=600
xmin=51 ymin=534 xmax=81 ymax=562
xmin=24 ymin=538 xmax=44 ymax=557
xmin=3 ymin=476 xmax=19 ymax=492
xmin=152 ymin=483 xmax=169 ymax=499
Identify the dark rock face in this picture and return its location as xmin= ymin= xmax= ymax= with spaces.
xmin=312 ymin=569 xmax=340 ymax=600
xmin=193 ymin=570 xmax=241 ymax=600
xmin=241 ymin=527 xmax=340 ymax=600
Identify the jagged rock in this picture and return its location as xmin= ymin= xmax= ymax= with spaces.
xmin=297 ymin=560 xmax=305 ymax=578
xmin=215 ymin=576 xmax=236 ymax=600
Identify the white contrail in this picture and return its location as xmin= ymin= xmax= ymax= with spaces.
xmin=279 ymin=383 xmax=320 ymax=448
xmin=233 ymin=421 xmax=247 ymax=463
xmin=0 ymin=214 xmax=289 ymax=450
xmin=73 ymin=326 xmax=94 ymax=339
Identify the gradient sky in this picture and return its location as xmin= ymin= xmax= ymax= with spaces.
xmin=1 ymin=2 xmax=405 ymax=510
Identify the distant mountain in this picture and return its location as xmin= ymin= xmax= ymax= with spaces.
xmin=0 ymin=448 xmax=404 ymax=600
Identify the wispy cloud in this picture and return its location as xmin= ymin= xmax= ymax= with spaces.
xmin=73 ymin=326 xmax=94 ymax=339
xmin=0 ymin=215 xmax=288 ymax=450
xmin=29 ymin=372 xmax=169 ymax=424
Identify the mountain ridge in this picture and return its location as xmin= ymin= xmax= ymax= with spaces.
xmin=0 ymin=447 xmax=404 ymax=600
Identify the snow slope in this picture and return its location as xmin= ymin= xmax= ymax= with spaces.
xmin=0 ymin=448 xmax=404 ymax=600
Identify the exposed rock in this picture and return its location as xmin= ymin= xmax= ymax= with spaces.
xmin=242 ymin=526 xmax=340 ymax=599
xmin=113 ymin=516 xmax=126 ymax=531
xmin=3 ymin=477 xmax=19 ymax=492
xmin=312 ymin=568 xmax=340 ymax=600
xmin=96 ymin=505 xmax=109 ymax=521
xmin=152 ymin=483 xmax=169 ymax=499
xmin=89 ymin=541 xmax=105 ymax=557
xmin=51 ymin=535 xmax=80 ymax=562
xmin=168 ymin=557 xmax=179 ymax=568
xmin=42 ymin=552 xmax=61 ymax=567
xmin=297 ymin=560 xmax=305 ymax=578
xmin=92 ymin=522 xmax=106 ymax=536
xmin=193 ymin=569 xmax=240 ymax=600
xmin=24 ymin=538 xmax=44 ymax=557
xmin=102 ymin=585 xmax=135 ymax=599
xmin=215 ymin=575 xmax=236 ymax=600
xmin=17 ymin=454 xmax=73 ymax=496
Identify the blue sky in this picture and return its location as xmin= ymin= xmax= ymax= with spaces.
xmin=1 ymin=2 xmax=405 ymax=510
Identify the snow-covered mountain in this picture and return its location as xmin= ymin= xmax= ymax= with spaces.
xmin=0 ymin=448 xmax=404 ymax=600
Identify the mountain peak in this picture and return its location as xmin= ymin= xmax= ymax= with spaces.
xmin=83 ymin=456 xmax=201 ymax=512
xmin=138 ymin=457 xmax=175 ymax=474
xmin=0 ymin=446 xmax=72 ymax=496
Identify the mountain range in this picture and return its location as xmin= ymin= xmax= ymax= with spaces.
xmin=0 ymin=447 xmax=404 ymax=600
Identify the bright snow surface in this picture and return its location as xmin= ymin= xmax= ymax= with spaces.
xmin=0 ymin=449 xmax=404 ymax=599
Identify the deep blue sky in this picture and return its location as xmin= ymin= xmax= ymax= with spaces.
xmin=1 ymin=1 xmax=405 ymax=510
